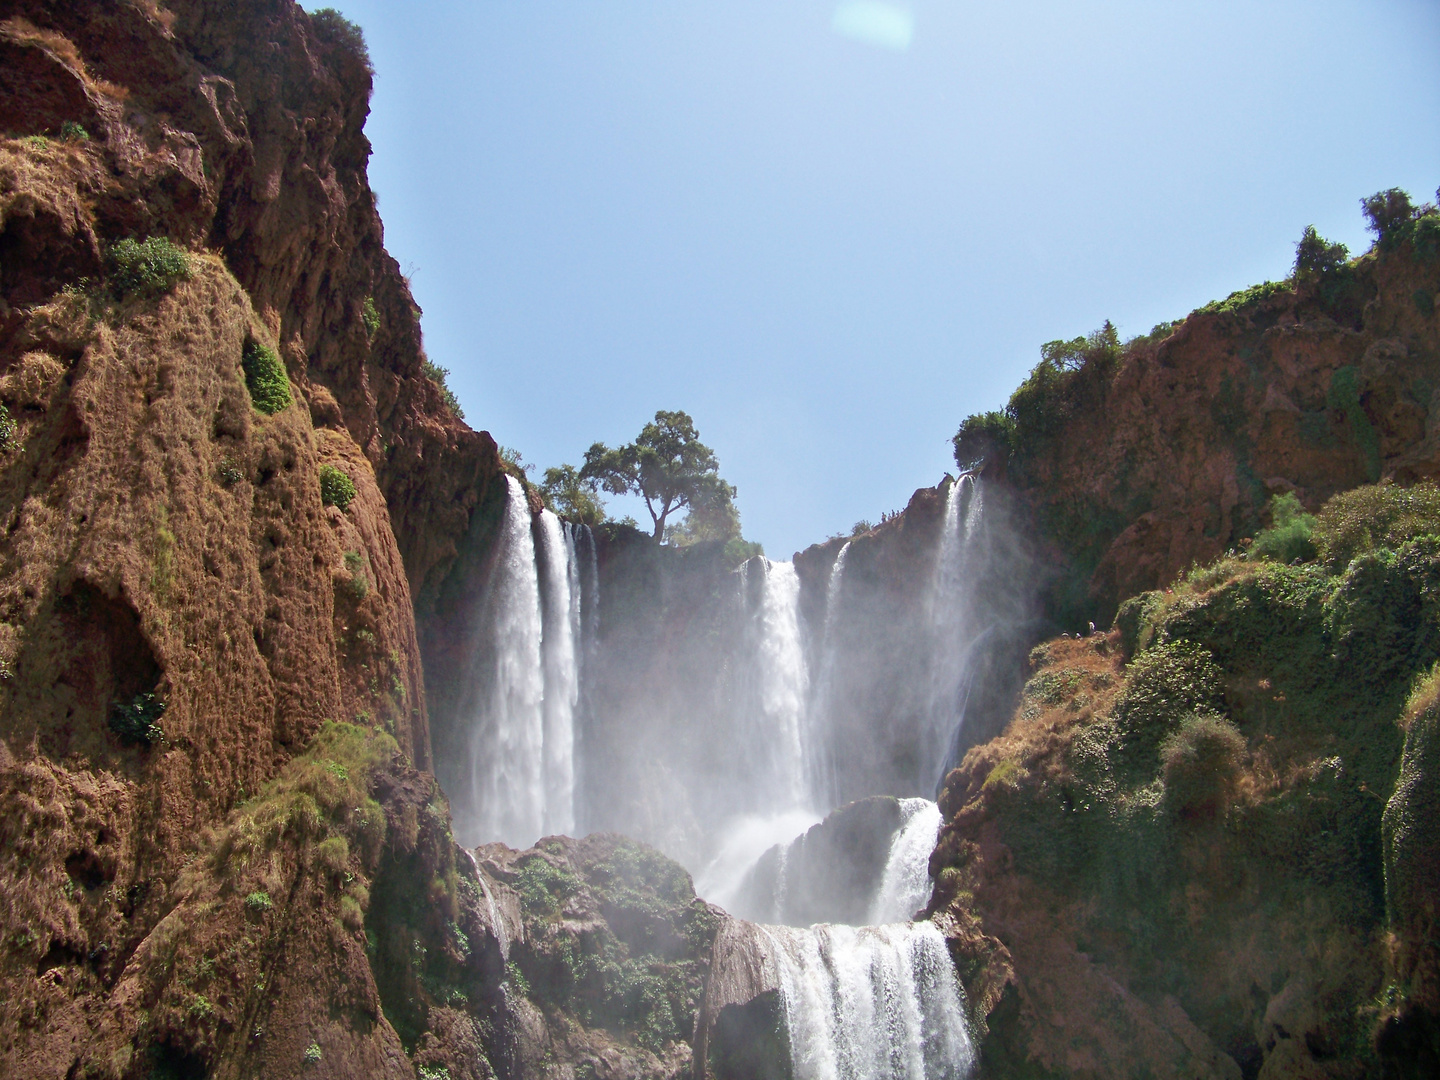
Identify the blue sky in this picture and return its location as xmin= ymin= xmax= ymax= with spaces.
xmin=321 ymin=1 xmax=1440 ymax=558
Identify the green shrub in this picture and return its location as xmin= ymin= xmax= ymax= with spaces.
xmin=1294 ymin=225 xmax=1348 ymax=280
xmin=108 ymin=237 xmax=193 ymax=298
xmin=0 ymin=404 xmax=15 ymax=449
xmin=303 ymin=1042 xmax=322 ymax=1065
xmin=1113 ymin=640 xmax=1224 ymax=746
xmin=1362 ymin=188 xmax=1418 ymax=247
xmin=361 ymin=296 xmax=380 ymax=339
xmin=421 ymin=360 xmax=464 ymax=419
xmin=187 ymin=994 xmax=213 ymax=1019
xmin=109 ymin=692 xmax=164 ymax=746
xmin=216 ymin=456 xmax=243 ymax=485
xmin=243 ymin=891 xmax=273 ymax=913
xmin=21 ymin=135 xmax=48 ymax=150
xmin=1250 ymin=491 xmax=1317 ymax=564
xmin=1160 ymin=712 xmax=1246 ymax=818
xmin=1313 ymin=482 xmax=1440 ymax=572
xmin=241 ymin=339 xmax=292 ymax=414
xmin=418 ymin=1068 xmax=451 ymax=1080
xmin=952 ymin=409 xmax=1014 ymax=471
xmin=515 ymin=856 xmax=581 ymax=919
xmin=59 ymin=120 xmax=89 ymax=141
xmin=309 ymin=8 xmax=372 ymax=73
xmin=319 ymin=465 xmax=357 ymax=511
xmin=1198 ymin=279 xmax=1292 ymax=317
xmin=341 ymin=550 xmax=370 ymax=599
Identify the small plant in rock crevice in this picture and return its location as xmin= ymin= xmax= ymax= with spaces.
xmin=241 ymin=339 xmax=292 ymax=414
xmin=59 ymin=120 xmax=90 ymax=141
xmin=108 ymin=237 xmax=193 ymax=298
xmin=320 ymin=465 xmax=357 ymax=511
xmin=109 ymin=691 xmax=165 ymax=746
xmin=0 ymin=404 xmax=16 ymax=449
xmin=362 ymin=296 xmax=380 ymax=339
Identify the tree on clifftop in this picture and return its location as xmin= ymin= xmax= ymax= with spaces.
xmin=581 ymin=410 xmax=737 ymax=541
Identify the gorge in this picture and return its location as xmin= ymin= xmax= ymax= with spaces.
xmin=0 ymin=3 xmax=1437 ymax=1080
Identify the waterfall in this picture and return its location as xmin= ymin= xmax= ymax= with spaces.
xmin=761 ymin=920 xmax=976 ymax=1080
xmin=807 ymin=542 xmax=850 ymax=808
xmin=457 ymin=475 xmax=546 ymax=847
xmin=869 ymin=799 xmax=942 ymax=924
xmin=452 ymin=477 xmax=592 ymax=849
xmin=924 ymin=476 xmax=984 ymax=793
xmin=746 ymin=559 xmax=811 ymax=811
xmin=536 ymin=512 xmax=581 ymax=837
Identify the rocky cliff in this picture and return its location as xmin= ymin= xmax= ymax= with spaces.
xmin=961 ymin=228 xmax=1440 ymax=627
xmin=0 ymin=2 xmax=691 ymax=1077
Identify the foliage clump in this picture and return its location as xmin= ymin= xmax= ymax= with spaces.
xmin=241 ymin=339 xmax=292 ymax=414
xmin=361 ymin=296 xmax=380 ymax=339
xmin=0 ymin=404 xmax=16 ymax=449
xmin=1294 ymin=225 xmax=1348 ymax=281
xmin=109 ymin=691 xmax=165 ymax=746
xmin=540 ymin=464 xmax=606 ymax=526
xmin=421 ymin=360 xmax=464 ymax=419
xmin=582 ymin=410 xmax=739 ymax=541
xmin=1313 ymin=482 xmax=1440 ymax=572
xmin=308 ymin=8 xmax=372 ymax=74
xmin=59 ymin=120 xmax=89 ymax=141
xmin=243 ymin=890 xmax=273 ymax=913
xmin=319 ymin=464 xmax=357 ymax=511
xmin=1250 ymin=491 xmax=1317 ymax=565
xmin=108 ymin=237 xmax=193 ymax=298
xmin=1160 ymin=712 xmax=1246 ymax=818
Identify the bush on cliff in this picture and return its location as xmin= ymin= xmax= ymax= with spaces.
xmin=1294 ymin=225 xmax=1349 ymax=281
xmin=108 ymin=237 xmax=192 ymax=298
xmin=319 ymin=465 xmax=357 ymax=511
xmin=1249 ymin=491 xmax=1317 ymax=565
xmin=241 ymin=339 xmax=292 ymax=414
xmin=1312 ymin=482 xmax=1440 ymax=572
xmin=1160 ymin=712 xmax=1246 ymax=819
xmin=309 ymin=8 xmax=373 ymax=75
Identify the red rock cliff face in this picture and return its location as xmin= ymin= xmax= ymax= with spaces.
xmin=988 ymin=244 xmax=1440 ymax=623
xmin=0 ymin=1 xmax=514 ymax=1075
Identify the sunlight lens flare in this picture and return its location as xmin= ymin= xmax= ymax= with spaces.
xmin=831 ymin=1 xmax=915 ymax=51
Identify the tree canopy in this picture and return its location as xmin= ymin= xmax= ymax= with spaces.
xmin=580 ymin=410 xmax=737 ymax=541
xmin=539 ymin=464 xmax=607 ymax=527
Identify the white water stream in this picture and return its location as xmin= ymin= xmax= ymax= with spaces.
xmin=869 ymin=798 xmax=944 ymax=925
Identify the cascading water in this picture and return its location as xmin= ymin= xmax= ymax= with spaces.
xmin=536 ymin=512 xmax=581 ymax=837
xmin=806 ymin=541 xmax=851 ymax=808
xmin=761 ymin=919 xmax=976 ymax=1080
xmin=451 ymin=477 xmax=592 ymax=849
xmin=923 ymin=476 xmax=985 ymax=792
xmin=869 ymin=798 xmax=943 ymax=924
xmin=747 ymin=559 xmax=810 ymax=809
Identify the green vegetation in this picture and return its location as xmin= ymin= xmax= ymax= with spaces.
xmin=319 ymin=464 xmax=357 ymax=511
xmin=303 ymin=1041 xmax=322 ymax=1065
xmin=309 ymin=8 xmax=372 ymax=73
xmin=216 ymin=455 xmax=243 ymax=485
xmin=581 ymin=410 xmax=739 ymax=541
xmin=1159 ymin=713 xmax=1246 ymax=818
xmin=341 ymin=550 xmax=370 ymax=599
xmin=109 ymin=691 xmax=165 ymax=746
xmin=1312 ymin=481 xmax=1440 ymax=572
xmin=361 ymin=296 xmax=380 ymax=339
xmin=1294 ymin=225 xmax=1348 ymax=280
xmin=421 ymin=360 xmax=463 ymax=418
xmin=1197 ymin=278 xmax=1292 ymax=316
xmin=21 ymin=135 xmax=48 ymax=150
xmin=539 ymin=464 xmax=606 ymax=525
xmin=59 ymin=120 xmax=89 ymax=141
xmin=0 ymin=403 xmax=16 ymax=449
xmin=108 ymin=237 xmax=193 ymax=298
xmin=509 ymin=837 xmax=718 ymax=1054
xmin=241 ymin=339 xmax=292 ymax=414
xmin=1249 ymin=491 xmax=1317 ymax=565
xmin=417 ymin=1067 xmax=451 ymax=1080
xmin=243 ymin=890 xmax=273 ymax=913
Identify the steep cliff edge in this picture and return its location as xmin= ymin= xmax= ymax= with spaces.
xmin=959 ymin=226 xmax=1440 ymax=627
